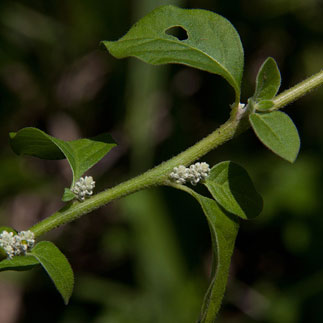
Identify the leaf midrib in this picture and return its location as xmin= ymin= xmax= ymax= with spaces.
xmin=253 ymin=114 xmax=282 ymax=144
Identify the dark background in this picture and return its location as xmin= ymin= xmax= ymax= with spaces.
xmin=0 ymin=0 xmax=323 ymax=322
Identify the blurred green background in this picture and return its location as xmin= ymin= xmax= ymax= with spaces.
xmin=0 ymin=0 xmax=323 ymax=322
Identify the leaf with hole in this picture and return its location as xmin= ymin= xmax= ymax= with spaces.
xmin=204 ymin=161 xmax=263 ymax=220
xmin=101 ymin=5 xmax=244 ymax=104
xmin=249 ymin=111 xmax=300 ymax=163
xmin=0 ymin=255 xmax=40 ymax=271
xmin=253 ymin=57 xmax=281 ymax=102
xmin=179 ymin=188 xmax=239 ymax=322
xmin=30 ymin=241 xmax=74 ymax=304
xmin=9 ymin=127 xmax=116 ymax=186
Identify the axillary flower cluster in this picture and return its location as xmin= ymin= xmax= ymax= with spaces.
xmin=169 ymin=162 xmax=210 ymax=185
xmin=0 ymin=230 xmax=35 ymax=259
xmin=72 ymin=176 xmax=96 ymax=201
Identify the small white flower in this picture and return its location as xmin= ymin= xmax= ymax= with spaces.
xmin=72 ymin=176 xmax=96 ymax=201
xmin=169 ymin=162 xmax=210 ymax=186
xmin=3 ymin=245 xmax=15 ymax=259
xmin=188 ymin=162 xmax=210 ymax=185
xmin=0 ymin=231 xmax=15 ymax=259
xmin=236 ymin=102 xmax=247 ymax=120
xmin=18 ymin=231 xmax=35 ymax=251
xmin=0 ymin=230 xmax=35 ymax=259
xmin=0 ymin=230 xmax=14 ymax=242
xmin=238 ymin=102 xmax=246 ymax=109
xmin=169 ymin=165 xmax=190 ymax=184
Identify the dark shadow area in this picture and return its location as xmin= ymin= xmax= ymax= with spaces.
xmin=228 ymin=161 xmax=263 ymax=219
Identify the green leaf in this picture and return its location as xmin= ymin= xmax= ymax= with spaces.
xmin=30 ymin=241 xmax=74 ymax=304
xmin=0 ymin=255 xmax=40 ymax=271
xmin=9 ymin=127 xmax=116 ymax=186
xmin=184 ymin=189 xmax=239 ymax=322
xmin=62 ymin=188 xmax=76 ymax=202
xmin=0 ymin=226 xmax=17 ymax=233
xmin=0 ymin=226 xmax=17 ymax=236
xmin=102 ymin=5 xmax=244 ymax=104
xmin=253 ymin=57 xmax=281 ymax=101
xmin=205 ymin=161 xmax=263 ymax=220
xmin=249 ymin=111 xmax=300 ymax=163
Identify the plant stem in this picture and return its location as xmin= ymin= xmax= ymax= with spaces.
xmin=30 ymin=113 xmax=242 ymax=237
xmin=30 ymin=70 xmax=323 ymax=237
xmin=273 ymin=69 xmax=323 ymax=109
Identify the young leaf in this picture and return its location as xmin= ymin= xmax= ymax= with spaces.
xmin=253 ymin=57 xmax=281 ymax=101
xmin=256 ymin=99 xmax=274 ymax=111
xmin=249 ymin=111 xmax=300 ymax=163
xmin=102 ymin=5 xmax=244 ymax=104
xmin=62 ymin=188 xmax=76 ymax=202
xmin=204 ymin=161 xmax=263 ymax=220
xmin=0 ymin=255 xmax=40 ymax=271
xmin=9 ymin=127 xmax=116 ymax=186
xmin=30 ymin=241 xmax=74 ymax=304
xmin=183 ymin=189 xmax=239 ymax=322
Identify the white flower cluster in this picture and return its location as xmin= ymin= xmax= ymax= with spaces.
xmin=72 ymin=176 xmax=96 ymax=201
xmin=169 ymin=162 xmax=210 ymax=185
xmin=188 ymin=162 xmax=211 ymax=185
xmin=0 ymin=230 xmax=35 ymax=259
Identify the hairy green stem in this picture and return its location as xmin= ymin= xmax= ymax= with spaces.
xmin=30 ymin=70 xmax=323 ymax=237
xmin=273 ymin=69 xmax=323 ymax=109
xmin=31 ymin=113 xmax=242 ymax=237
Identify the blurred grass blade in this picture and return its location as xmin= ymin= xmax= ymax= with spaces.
xmin=9 ymin=127 xmax=116 ymax=185
xmin=102 ymin=5 xmax=244 ymax=104
xmin=249 ymin=111 xmax=300 ymax=163
xmin=30 ymin=241 xmax=74 ymax=304
xmin=205 ymin=161 xmax=263 ymax=220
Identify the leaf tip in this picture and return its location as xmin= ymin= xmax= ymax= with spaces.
xmin=9 ymin=132 xmax=16 ymax=140
xmin=63 ymin=292 xmax=72 ymax=305
xmin=286 ymin=151 xmax=300 ymax=164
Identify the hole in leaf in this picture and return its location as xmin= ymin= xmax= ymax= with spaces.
xmin=165 ymin=26 xmax=188 ymax=40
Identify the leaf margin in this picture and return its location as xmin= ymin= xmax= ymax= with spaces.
xmin=249 ymin=110 xmax=301 ymax=163
xmin=30 ymin=241 xmax=74 ymax=305
xmin=101 ymin=4 xmax=244 ymax=104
